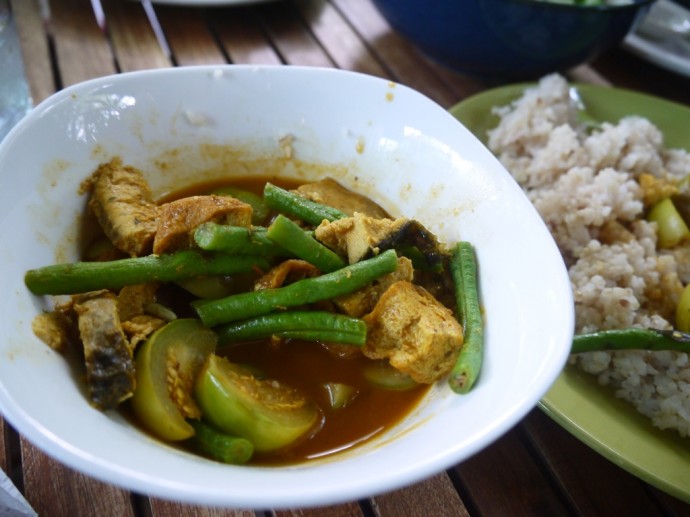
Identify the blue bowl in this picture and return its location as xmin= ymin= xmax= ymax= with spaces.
xmin=371 ymin=0 xmax=655 ymax=78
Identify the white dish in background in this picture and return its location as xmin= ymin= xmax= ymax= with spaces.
xmin=623 ymin=32 xmax=690 ymax=77
xmin=623 ymin=0 xmax=690 ymax=77
xmin=148 ymin=0 xmax=276 ymax=5
xmin=637 ymin=0 xmax=690 ymax=39
xmin=0 ymin=65 xmax=573 ymax=509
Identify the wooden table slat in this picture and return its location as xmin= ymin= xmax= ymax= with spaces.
xmin=20 ymin=438 xmax=136 ymax=516
xmin=330 ymin=0 xmax=461 ymax=108
xmin=273 ymin=501 xmax=364 ymax=517
xmin=156 ymin=7 xmax=227 ymax=66
xmin=368 ymin=472 xmax=469 ymax=517
xmin=103 ymin=0 xmax=171 ymax=72
xmin=254 ymin=1 xmax=334 ymax=68
xmin=452 ymin=420 xmax=572 ymax=516
xmin=49 ymin=0 xmax=117 ymax=86
xmin=521 ymin=409 xmax=668 ymax=516
xmin=0 ymin=417 xmax=8 ymax=476
xmin=293 ymin=0 xmax=389 ymax=79
xmin=149 ymin=497 xmax=258 ymax=516
xmin=210 ymin=6 xmax=282 ymax=66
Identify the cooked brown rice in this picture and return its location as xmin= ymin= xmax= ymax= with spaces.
xmin=487 ymin=74 xmax=690 ymax=436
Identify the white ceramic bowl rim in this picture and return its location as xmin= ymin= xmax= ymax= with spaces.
xmin=0 ymin=65 xmax=574 ymax=509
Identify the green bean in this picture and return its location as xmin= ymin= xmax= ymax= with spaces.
xmin=448 ymin=242 xmax=483 ymax=394
xmin=194 ymin=222 xmax=291 ymax=257
xmin=216 ymin=311 xmax=366 ymax=346
xmin=571 ymin=328 xmax=690 ymax=354
xmin=187 ymin=419 xmax=254 ymax=465
xmin=193 ymin=249 xmax=399 ymax=327
xmin=25 ymin=251 xmax=270 ymax=296
xmin=263 ymin=183 xmax=346 ymax=226
xmin=266 ymin=214 xmax=346 ymax=273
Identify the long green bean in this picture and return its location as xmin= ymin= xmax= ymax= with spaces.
xmin=193 ymin=249 xmax=398 ymax=327
xmin=571 ymin=328 xmax=690 ymax=353
xmin=266 ymin=214 xmax=346 ymax=272
xmin=25 ymin=251 xmax=270 ymax=296
xmin=216 ymin=311 xmax=366 ymax=346
xmin=194 ymin=223 xmax=291 ymax=256
xmin=448 ymin=242 xmax=483 ymax=394
xmin=187 ymin=419 xmax=254 ymax=465
xmin=263 ymin=183 xmax=347 ymax=226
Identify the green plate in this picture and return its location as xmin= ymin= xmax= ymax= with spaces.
xmin=450 ymin=84 xmax=690 ymax=503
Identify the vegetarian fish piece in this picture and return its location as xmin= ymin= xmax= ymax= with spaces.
xmin=87 ymin=158 xmax=158 ymax=257
xmin=73 ymin=291 xmax=136 ymax=410
xmin=315 ymin=213 xmax=408 ymax=264
xmin=362 ymin=280 xmax=463 ymax=384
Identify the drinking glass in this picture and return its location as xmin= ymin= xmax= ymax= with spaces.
xmin=0 ymin=0 xmax=32 ymax=142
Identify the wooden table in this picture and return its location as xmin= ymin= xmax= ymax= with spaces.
xmin=3 ymin=0 xmax=690 ymax=515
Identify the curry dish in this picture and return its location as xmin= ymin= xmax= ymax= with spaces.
xmin=25 ymin=158 xmax=480 ymax=466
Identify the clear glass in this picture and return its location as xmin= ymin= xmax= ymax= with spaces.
xmin=0 ymin=0 xmax=32 ymax=142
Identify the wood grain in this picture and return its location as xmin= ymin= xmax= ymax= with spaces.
xmin=330 ymin=0 xmax=460 ymax=108
xmin=211 ymin=6 xmax=282 ymax=65
xmin=20 ymin=438 xmax=135 ymax=516
xmin=48 ymin=0 xmax=116 ymax=86
xmin=102 ymin=0 xmax=170 ymax=71
xmin=155 ymin=6 xmax=226 ymax=66
xmin=368 ymin=473 xmax=469 ymax=517
xmin=148 ymin=497 xmax=258 ymax=516
xmin=273 ymin=502 xmax=364 ymax=517
xmin=255 ymin=1 xmax=334 ymax=68
xmin=452 ymin=421 xmax=572 ymax=516
xmin=522 ymin=409 xmax=669 ymax=516
xmin=294 ymin=0 xmax=388 ymax=79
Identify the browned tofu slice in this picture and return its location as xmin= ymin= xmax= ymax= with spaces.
xmin=254 ymin=259 xmax=321 ymax=290
xmin=122 ymin=315 xmax=166 ymax=349
xmin=88 ymin=158 xmax=158 ymax=257
xmin=294 ymin=178 xmax=389 ymax=218
xmin=362 ymin=281 xmax=463 ymax=384
xmin=335 ymin=256 xmax=414 ymax=317
xmin=116 ymin=283 xmax=158 ymax=322
xmin=31 ymin=311 xmax=73 ymax=352
xmin=153 ymin=195 xmax=252 ymax=254
xmin=315 ymin=213 xmax=408 ymax=264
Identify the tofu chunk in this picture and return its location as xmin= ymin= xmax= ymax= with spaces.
xmin=153 ymin=195 xmax=252 ymax=254
xmin=335 ymin=256 xmax=414 ymax=317
xmin=294 ymin=178 xmax=389 ymax=218
xmin=254 ymin=259 xmax=321 ymax=290
xmin=31 ymin=311 xmax=73 ymax=352
xmin=88 ymin=158 xmax=158 ymax=257
xmin=315 ymin=213 xmax=407 ymax=264
xmin=362 ymin=281 xmax=463 ymax=384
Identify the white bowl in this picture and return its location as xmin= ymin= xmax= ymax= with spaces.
xmin=0 ymin=66 xmax=574 ymax=508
